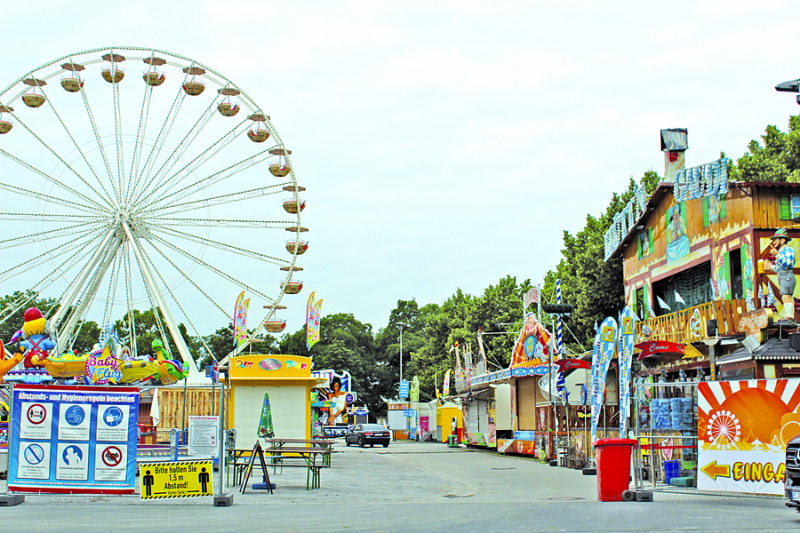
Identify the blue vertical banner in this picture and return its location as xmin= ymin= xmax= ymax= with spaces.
xmin=617 ymin=306 xmax=637 ymax=436
xmin=590 ymin=317 xmax=617 ymax=447
xmin=8 ymin=384 xmax=139 ymax=494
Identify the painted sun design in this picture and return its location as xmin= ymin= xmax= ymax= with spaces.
xmin=707 ymin=410 xmax=741 ymax=449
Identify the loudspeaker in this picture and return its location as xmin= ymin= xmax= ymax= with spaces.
xmin=706 ymin=319 xmax=718 ymax=338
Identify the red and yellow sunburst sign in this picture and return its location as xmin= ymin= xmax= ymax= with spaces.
xmin=698 ymin=380 xmax=800 ymax=495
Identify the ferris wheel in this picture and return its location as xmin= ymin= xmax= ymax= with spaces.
xmin=0 ymin=47 xmax=308 ymax=372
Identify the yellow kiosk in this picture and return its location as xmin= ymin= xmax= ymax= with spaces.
xmin=228 ymin=354 xmax=320 ymax=440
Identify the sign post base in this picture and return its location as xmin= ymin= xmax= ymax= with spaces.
xmin=213 ymin=493 xmax=234 ymax=507
xmin=0 ymin=494 xmax=25 ymax=506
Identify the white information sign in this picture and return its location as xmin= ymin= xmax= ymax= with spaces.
xmin=20 ymin=402 xmax=52 ymax=440
xmin=57 ymin=403 xmax=91 ymax=441
xmin=56 ymin=442 xmax=90 ymax=481
xmin=188 ymin=416 xmax=219 ymax=457
xmin=94 ymin=444 xmax=127 ymax=481
xmin=96 ymin=405 xmax=129 ymax=442
xmin=18 ymin=442 xmax=51 ymax=479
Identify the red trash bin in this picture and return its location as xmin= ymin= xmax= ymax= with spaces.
xmin=594 ymin=438 xmax=636 ymax=501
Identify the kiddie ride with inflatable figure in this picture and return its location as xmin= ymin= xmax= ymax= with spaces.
xmin=0 ymin=307 xmax=189 ymax=386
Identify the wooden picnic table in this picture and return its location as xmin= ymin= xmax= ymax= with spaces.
xmin=231 ymin=446 xmax=331 ymax=490
xmin=262 ymin=438 xmax=336 ymax=467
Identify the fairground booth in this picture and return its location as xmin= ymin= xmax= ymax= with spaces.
xmin=454 ymin=318 xmax=596 ymax=463
xmin=607 ymin=158 xmax=800 ymax=381
xmin=227 ymin=354 xmax=321 ymax=442
xmin=600 ymin=140 xmax=800 ymax=496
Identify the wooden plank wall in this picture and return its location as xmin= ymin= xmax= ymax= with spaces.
xmin=623 ymin=185 xmax=755 ymax=279
xmin=752 ymin=186 xmax=800 ymax=230
xmin=156 ymin=388 xmax=222 ymax=430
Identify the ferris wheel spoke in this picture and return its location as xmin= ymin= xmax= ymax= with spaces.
xmin=144 ymin=98 xmax=217 ymax=194
xmin=0 ymin=148 xmax=112 ymax=212
xmin=0 ymin=220 xmax=104 ymax=251
xmin=56 ymin=238 xmax=123 ymax=352
xmin=38 ymin=86 xmax=116 ymax=206
xmin=112 ymin=79 xmax=125 ymax=208
xmin=133 ymin=73 xmax=190 ymax=196
xmin=50 ymin=224 xmax=120 ymax=328
xmin=123 ymin=225 xmax=198 ymax=373
xmin=149 ymin=225 xmax=290 ymax=266
xmin=136 ymin=119 xmax=252 ymax=210
xmin=141 ymin=147 xmax=277 ymax=212
xmin=0 ymin=229 xmax=99 ymax=283
xmin=126 ymin=84 xmax=155 ymax=208
xmin=80 ymin=85 xmax=122 ymax=205
xmin=146 ymin=238 xmax=232 ymax=320
xmin=150 ymin=233 xmax=276 ymax=302
xmin=3 ymin=111 xmax=109 ymax=207
xmin=122 ymin=243 xmax=138 ymax=359
xmin=0 ymin=212 xmax=104 ymax=223
xmin=146 ymin=217 xmax=293 ymax=229
xmin=146 ymin=184 xmax=286 ymax=216
xmin=139 ymin=240 xmax=225 ymax=360
xmin=100 ymin=248 xmax=124 ymax=327
xmin=0 ymin=180 xmax=110 ymax=216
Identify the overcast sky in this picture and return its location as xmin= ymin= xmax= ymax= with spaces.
xmin=2 ymin=0 xmax=799 ymax=334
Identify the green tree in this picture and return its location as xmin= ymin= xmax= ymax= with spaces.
xmin=280 ymin=313 xmax=389 ymax=419
xmin=736 ymin=116 xmax=800 ymax=183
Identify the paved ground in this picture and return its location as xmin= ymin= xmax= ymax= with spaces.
xmin=2 ymin=440 xmax=799 ymax=532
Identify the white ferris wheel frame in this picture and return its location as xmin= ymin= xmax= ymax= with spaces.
xmin=0 ymin=46 xmax=305 ymax=373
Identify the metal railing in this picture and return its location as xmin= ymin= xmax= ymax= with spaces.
xmin=634 ymin=299 xmax=745 ymax=344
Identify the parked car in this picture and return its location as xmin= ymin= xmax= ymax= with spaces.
xmin=345 ymin=423 xmax=390 ymax=448
xmin=786 ymin=434 xmax=800 ymax=511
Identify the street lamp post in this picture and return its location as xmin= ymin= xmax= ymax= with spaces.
xmin=398 ymin=322 xmax=406 ymax=386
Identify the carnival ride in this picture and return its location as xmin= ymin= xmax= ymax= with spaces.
xmin=0 ymin=47 xmax=307 ymax=382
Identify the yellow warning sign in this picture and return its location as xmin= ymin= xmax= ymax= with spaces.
xmin=140 ymin=460 xmax=213 ymax=499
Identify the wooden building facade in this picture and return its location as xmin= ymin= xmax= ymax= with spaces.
xmin=611 ymin=178 xmax=800 ymax=379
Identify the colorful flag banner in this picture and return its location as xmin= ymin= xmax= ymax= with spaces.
xmin=618 ymin=306 xmax=636 ymax=436
xmin=657 ymin=295 xmax=671 ymax=310
xmin=443 ymin=369 xmax=451 ymax=397
xmin=233 ymin=291 xmax=250 ymax=350
xmin=635 ymin=340 xmax=687 ymax=361
xmin=306 ymin=292 xmax=323 ymax=350
xmin=591 ymin=316 xmax=617 ymax=447
xmin=554 ymin=359 xmax=591 ymax=372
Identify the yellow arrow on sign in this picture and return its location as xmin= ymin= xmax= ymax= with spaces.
xmin=701 ymin=460 xmax=731 ymax=480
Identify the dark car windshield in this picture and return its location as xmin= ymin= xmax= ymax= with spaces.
xmin=361 ymin=424 xmax=385 ymax=430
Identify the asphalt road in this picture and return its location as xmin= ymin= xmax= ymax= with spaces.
xmin=2 ymin=440 xmax=799 ymax=532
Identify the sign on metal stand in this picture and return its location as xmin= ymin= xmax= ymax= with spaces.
xmin=140 ymin=459 xmax=214 ymax=499
xmin=7 ymin=384 xmax=139 ymax=495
